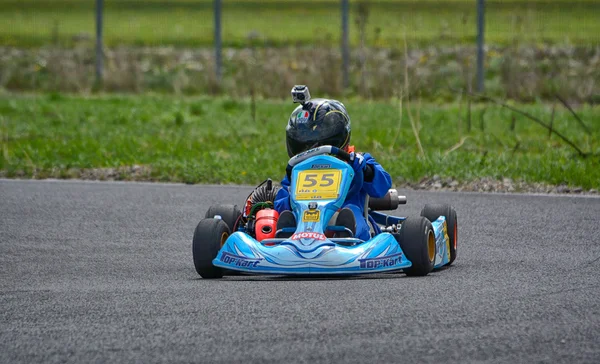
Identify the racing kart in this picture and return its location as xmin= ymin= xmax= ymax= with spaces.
xmin=192 ymin=145 xmax=457 ymax=278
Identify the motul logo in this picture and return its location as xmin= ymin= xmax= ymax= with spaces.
xmin=291 ymin=232 xmax=326 ymax=241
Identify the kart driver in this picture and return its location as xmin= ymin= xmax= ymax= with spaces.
xmin=274 ymin=86 xmax=392 ymax=240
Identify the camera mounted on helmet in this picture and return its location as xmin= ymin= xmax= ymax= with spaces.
xmin=286 ymin=87 xmax=352 ymax=158
xmin=291 ymin=85 xmax=311 ymax=105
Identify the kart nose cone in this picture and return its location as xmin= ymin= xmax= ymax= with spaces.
xmin=212 ymin=232 xmax=412 ymax=275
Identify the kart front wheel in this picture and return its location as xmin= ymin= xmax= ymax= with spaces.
xmin=421 ymin=204 xmax=457 ymax=265
xmin=205 ymin=204 xmax=242 ymax=232
xmin=192 ymin=218 xmax=230 ymax=279
xmin=398 ymin=216 xmax=436 ymax=276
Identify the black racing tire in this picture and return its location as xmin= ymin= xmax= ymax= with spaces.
xmin=420 ymin=204 xmax=458 ymax=265
xmin=398 ymin=216 xmax=436 ymax=276
xmin=204 ymin=204 xmax=242 ymax=232
xmin=192 ymin=218 xmax=230 ymax=279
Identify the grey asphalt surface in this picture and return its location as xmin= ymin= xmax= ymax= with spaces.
xmin=1 ymin=179 xmax=599 ymax=364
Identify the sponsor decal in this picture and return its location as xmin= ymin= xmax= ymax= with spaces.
xmin=443 ymin=221 xmax=451 ymax=258
xmin=359 ymin=253 xmax=402 ymax=269
xmin=310 ymin=163 xmax=332 ymax=169
xmin=296 ymin=110 xmax=310 ymax=122
xmin=221 ymin=252 xmax=261 ymax=268
xmin=291 ymin=232 xmax=326 ymax=241
xmin=302 ymin=209 xmax=320 ymax=222
xmin=293 ymin=147 xmax=322 ymax=160
xmin=297 ymin=188 xmax=317 ymax=193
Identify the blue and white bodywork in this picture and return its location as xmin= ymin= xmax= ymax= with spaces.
xmin=212 ymin=146 xmax=452 ymax=275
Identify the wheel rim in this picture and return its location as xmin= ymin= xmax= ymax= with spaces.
xmin=220 ymin=232 xmax=229 ymax=248
xmin=427 ymin=230 xmax=435 ymax=262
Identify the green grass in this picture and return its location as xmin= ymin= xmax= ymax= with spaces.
xmin=1 ymin=0 xmax=598 ymax=48
xmin=1 ymin=94 xmax=599 ymax=189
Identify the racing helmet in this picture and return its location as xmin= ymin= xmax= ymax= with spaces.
xmin=285 ymin=98 xmax=351 ymax=158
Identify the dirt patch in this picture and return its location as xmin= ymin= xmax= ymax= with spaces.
xmin=402 ymin=175 xmax=598 ymax=195
xmin=1 ymin=167 xmax=597 ymax=195
xmin=1 ymin=165 xmax=153 ymax=182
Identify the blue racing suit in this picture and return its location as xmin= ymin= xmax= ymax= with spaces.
xmin=274 ymin=152 xmax=392 ymax=240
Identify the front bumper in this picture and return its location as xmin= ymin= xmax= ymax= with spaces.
xmin=213 ymin=232 xmax=411 ymax=275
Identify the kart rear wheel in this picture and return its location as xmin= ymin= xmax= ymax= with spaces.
xmin=205 ymin=204 xmax=242 ymax=232
xmin=398 ymin=216 xmax=436 ymax=276
xmin=421 ymin=204 xmax=457 ymax=265
xmin=192 ymin=218 xmax=230 ymax=279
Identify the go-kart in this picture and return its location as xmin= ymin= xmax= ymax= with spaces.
xmin=192 ymin=145 xmax=457 ymax=278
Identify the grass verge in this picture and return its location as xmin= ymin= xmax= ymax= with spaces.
xmin=1 ymin=0 xmax=598 ymax=48
xmin=1 ymin=94 xmax=599 ymax=189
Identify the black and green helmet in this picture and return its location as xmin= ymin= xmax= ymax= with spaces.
xmin=285 ymin=98 xmax=351 ymax=158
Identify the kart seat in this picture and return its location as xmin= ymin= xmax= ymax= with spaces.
xmin=275 ymin=210 xmax=296 ymax=238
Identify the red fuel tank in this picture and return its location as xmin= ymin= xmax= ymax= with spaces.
xmin=255 ymin=209 xmax=279 ymax=241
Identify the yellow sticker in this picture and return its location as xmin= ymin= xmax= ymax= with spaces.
xmin=295 ymin=169 xmax=342 ymax=201
xmin=302 ymin=209 xmax=320 ymax=222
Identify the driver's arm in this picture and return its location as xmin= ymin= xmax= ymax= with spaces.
xmin=361 ymin=153 xmax=392 ymax=198
xmin=274 ymin=175 xmax=291 ymax=212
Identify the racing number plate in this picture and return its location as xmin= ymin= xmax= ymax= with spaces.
xmin=295 ymin=169 xmax=342 ymax=200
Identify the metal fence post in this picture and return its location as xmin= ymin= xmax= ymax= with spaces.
xmin=95 ymin=0 xmax=104 ymax=85
xmin=214 ymin=0 xmax=222 ymax=83
xmin=476 ymin=0 xmax=485 ymax=93
xmin=341 ymin=0 xmax=350 ymax=89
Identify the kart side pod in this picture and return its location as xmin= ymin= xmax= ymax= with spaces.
xmin=368 ymin=189 xmax=407 ymax=211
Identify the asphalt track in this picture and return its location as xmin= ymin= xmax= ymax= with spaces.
xmin=1 ymin=179 xmax=599 ymax=364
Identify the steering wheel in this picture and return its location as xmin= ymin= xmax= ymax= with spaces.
xmin=285 ymin=145 xmax=363 ymax=199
